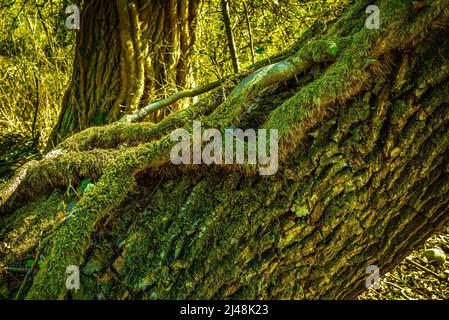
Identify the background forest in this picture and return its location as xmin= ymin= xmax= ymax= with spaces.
xmin=0 ymin=0 xmax=448 ymax=300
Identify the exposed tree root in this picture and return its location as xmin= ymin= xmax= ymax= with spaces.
xmin=0 ymin=149 xmax=120 ymax=214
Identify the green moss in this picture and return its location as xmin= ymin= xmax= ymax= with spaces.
xmin=1 ymin=0 xmax=448 ymax=300
xmin=0 ymin=192 xmax=61 ymax=264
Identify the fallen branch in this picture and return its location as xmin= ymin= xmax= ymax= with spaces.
xmin=120 ymin=79 xmax=225 ymax=123
xmin=15 ymin=249 xmax=41 ymax=300
xmin=243 ymin=2 xmax=255 ymax=65
xmin=4 ymin=267 xmax=29 ymax=272
xmin=383 ymin=281 xmax=414 ymax=300
xmin=406 ymin=257 xmax=448 ymax=283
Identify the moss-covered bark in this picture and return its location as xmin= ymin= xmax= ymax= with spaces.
xmin=1 ymin=0 xmax=449 ymax=300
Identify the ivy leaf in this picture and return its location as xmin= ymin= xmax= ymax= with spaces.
xmin=26 ymin=257 xmax=44 ymax=269
xmin=292 ymin=206 xmax=310 ymax=218
xmin=327 ymin=41 xmax=339 ymax=55
xmin=58 ymin=200 xmax=66 ymax=212
xmin=255 ymin=47 xmax=266 ymax=55
xmin=26 ymin=259 xmax=34 ymax=268
xmin=78 ymin=179 xmax=94 ymax=194
xmin=364 ymin=57 xmax=376 ymax=65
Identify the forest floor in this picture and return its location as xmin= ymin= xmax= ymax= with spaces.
xmin=360 ymin=225 xmax=449 ymax=300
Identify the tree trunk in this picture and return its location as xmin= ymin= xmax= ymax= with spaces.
xmin=47 ymin=0 xmax=200 ymax=148
xmin=221 ymin=0 xmax=240 ymax=73
xmin=1 ymin=0 xmax=449 ymax=300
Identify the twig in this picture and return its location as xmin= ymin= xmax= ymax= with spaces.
xmin=32 ymin=72 xmax=40 ymax=148
xmin=221 ymin=0 xmax=240 ymax=73
xmin=35 ymin=2 xmax=55 ymax=56
xmin=4 ymin=267 xmax=29 ymax=272
xmin=14 ymin=250 xmax=41 ymax=300
xmin=209 ymin=54 xmax=227 ymax=100
xmin=64 ymin=208 xmax=79 ymax=222
xmin=243 ymin=2 xmax=256 ymax=65
xmin=406 ymin=257 xmax=448 ymax=282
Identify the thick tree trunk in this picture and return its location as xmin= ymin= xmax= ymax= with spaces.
xmin=1 ymin=0 xmax=449 ymax=300
xmin=47 ymin=0 xmax=200 ymax=148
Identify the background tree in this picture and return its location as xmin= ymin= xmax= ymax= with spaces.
xmin=47 ymin=0 xmax=201 ymax=148
xmin=221 ymin=0 xmax=240 ymax=73
xmin=0 ymin=0 xmax=75 ymax=182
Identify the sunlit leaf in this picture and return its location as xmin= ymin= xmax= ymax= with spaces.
xmin=327 ymin=41 xmax=339 ymax=55
xmin=78 ymin=179 xmax=94 ymax=194
xmin=58 ymin=200 xmax=66 ymax=212
xmin=26 ymin=259 xmax=34 ymax=268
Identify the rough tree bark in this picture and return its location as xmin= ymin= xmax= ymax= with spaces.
xmin=1 ymin=0 xmax=449 ymax=300
xmin=47 ymin=0 xmax=200 ymax=148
